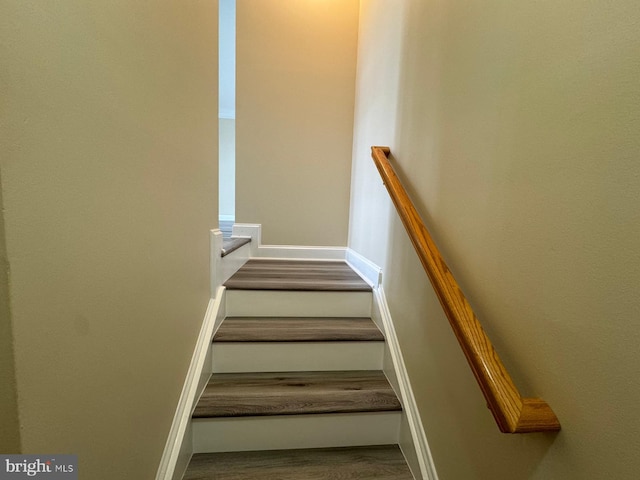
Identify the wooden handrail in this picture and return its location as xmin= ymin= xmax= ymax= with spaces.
xmin=371 ymin=146 xmax=560 ymax=433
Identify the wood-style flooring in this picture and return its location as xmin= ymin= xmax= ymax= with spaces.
xmin=214 ymin=317 xmax=384 ymax=342
xmin=221 ymin=237 xmax=251 ymax=257
xmin=223 ymin=259 xmax=371 ymax=291
xmin=192 ymin=371 xmax=401 ymax=418
xmin=183 ymin=445 xmax=414 ymax=480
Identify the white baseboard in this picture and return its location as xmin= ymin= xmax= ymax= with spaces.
xmin=231 ymin=223 xmax=347 ymax=260
xmin=346 ymin=248 xmax=382 ymax=288
xmin=256 ymin=245 xmax=347 ymax=260
xmin=155 ymin=289 xmax=226 ymax=480
xmin=373 ymin=285 xmax=439 ymax=480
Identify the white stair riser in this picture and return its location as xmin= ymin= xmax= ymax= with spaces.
xmin=212 ymin=342 xmax=385 ymax=373
xmin=192 ymin=412 xmax=401 ymax=453
xmin=225 ymin=290 xmax=372 ymax=317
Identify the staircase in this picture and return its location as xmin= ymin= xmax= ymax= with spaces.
xmin=182 ymin=258 xmax=415 ymax=479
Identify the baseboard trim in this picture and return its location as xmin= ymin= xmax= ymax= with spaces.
xmin=231 ymin=223 xmax=347 ymax=260
xmin=155 ymin=288 xmax=226 ymax=480
xmin=373 ymin=285 xmax=439 ymax=480
xmin=346 ymin=248 xmax=382 ymax=288
xmin=257 ymin=245 xmax=347 ymax=260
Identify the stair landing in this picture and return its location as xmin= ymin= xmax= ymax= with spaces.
xmin=223 ymin=259 xmax=371 ymax=291
xmin=183 ymin=445 xmax=414 ymax=480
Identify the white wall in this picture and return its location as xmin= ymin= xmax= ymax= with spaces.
xmin=219 ymin=118 xmax=236 ymax=218
xmin=219 ymin=0 xmax=236 ymax=119
xmin=0 ymin=1 xmax=218 ymax=477
xmin=235 ymin=0 xmax=359 ymax=246
xmin=349 ymin=1 xmax=640 ymax=478
xmin=219 ymin=0 xmax=236 ymax=219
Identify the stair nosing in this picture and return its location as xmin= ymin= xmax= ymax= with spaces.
xmin=192 ymin=371 xmax=401 ymax=419
xmin=213 ymin=317 xmax=385 ymax=342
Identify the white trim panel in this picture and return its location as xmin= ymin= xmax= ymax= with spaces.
xmin=209 ymin=229 xmax=224 ymax=297
xmin=256 ymin=245 xmax=347 ymax=260
xmin=220 ymin=242 xmax=251 ymax=286
xmin=192 ymin=412 xmax=401 ymax=453
xmin=212 ymin=341 xmax=384 ymax=373
xmin=231 ymin=223 xmax=261 ymax=257
xmin=155 ymin=290 xmax=225 ymax=480
xmin=225 ymin=290 xmax=372 ymax=318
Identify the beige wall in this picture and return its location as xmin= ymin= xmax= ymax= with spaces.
xmin=0 ymin=1 xmax=218 ymax=478
xmin=236 ymin=0 xmax=358 ymax=246
xmin=0 ymin=170 xmax=20 ymax=453
xmin=350 ymin=1 xmax=640 ymax=479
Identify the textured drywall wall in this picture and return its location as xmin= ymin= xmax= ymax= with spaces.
xmin=0 ymin=169 xmax=20 ymax=453
xmin=236 ymin=0 xmax=358 ymax=246
xmin=0 ymin=1 xmax=217 ymax=477
xmin=349 ymin=1 xmax=640 ymax=478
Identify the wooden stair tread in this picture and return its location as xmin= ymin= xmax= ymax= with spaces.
xmin=214 ymin=317 xmax=384 ymax=342
xmin=221 ymin=237 xmax=251 ymax=257
xmin=223 ymin=259 xmax=371 ymax=291
xmin=192 ymin=371 xmax=401 ymax=418
xmin=183 ymin=445 xmax=414 ymax=479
